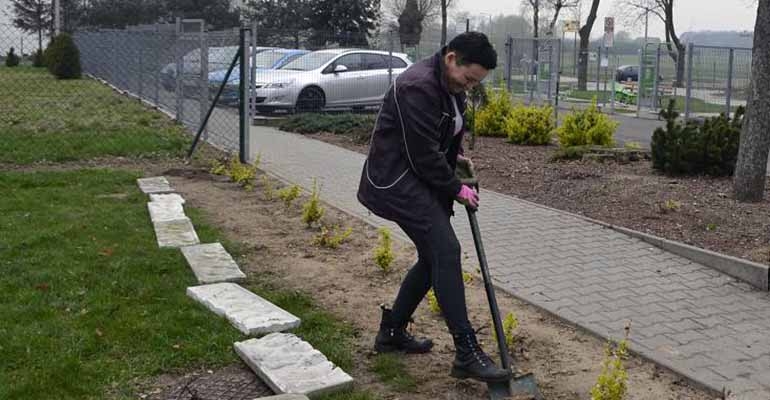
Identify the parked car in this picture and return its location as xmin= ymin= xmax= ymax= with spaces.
xmin=242 ymin=48 xmax=411 ymax=113
xmin=160 ymin=46 xmax=276 ymax=93
xmin=615 ymin=65 xmax=639 ymax=82
xmin=208 ymin=49 xmax=310 ymax=105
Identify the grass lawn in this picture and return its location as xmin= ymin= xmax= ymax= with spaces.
xmin=564 ymin=89 xmax=612 ymax=103
xmin=0 ymin=168 xmax=379 ymax=400
xmin=565 ymin=88 xmax=740 ymax=115
xmin=0 ymin=66 xmax=189 ymax=164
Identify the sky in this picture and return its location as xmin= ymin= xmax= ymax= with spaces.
xmin=1 ymin=0 xmax=760 ymax=53
xmin=455 ymin=0 xmax=758 ymax=39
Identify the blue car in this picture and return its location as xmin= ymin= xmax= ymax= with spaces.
xmin=208 ymin=49 xmax=309 ymax=105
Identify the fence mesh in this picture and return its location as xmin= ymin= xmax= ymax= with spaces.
xmin=74 ymin=22 xmax=242 ymax=153
xmin=2 ymin=15 xmax=758 ymax=165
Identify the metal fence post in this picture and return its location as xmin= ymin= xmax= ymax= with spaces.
xmin=636 ymin=47 xmax=644 ymax=117
xmin=596 ymin=46 xmax=601 ymax=92
xmin=546 ymin=39 xmax=553 ymax=103
xmin=554 ymin=38 xmax=561 ymax=127
xmin=251 ymin=20 xmax=258 ymax=119
xmin=388 ymin=30 xmax=394 ymax=85
xmin=505 ymin=36 xmax=513 ymax=92
xmin=200 ymin=26 xmax=209 ymax=141
xmin=684 ymin=42 xmax=694 ymax=120
xmin=239 ymin=26 xmax=252 ymax=164
xmin=610 ymin=48 xmax=615 ymax=114
xmin=175 ymin=18 xmax=184 ymax=123
xmin=652 ymin=44 xmax=661 ymax=111
xmin=726 ymin=47 xmax=734 ymax=118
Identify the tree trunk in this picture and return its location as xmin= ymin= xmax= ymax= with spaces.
xmin=577 ymin=33 xmax=590 ymax=90
xmin=38 ymin=29 xmax=43 ymax=52
xmin=663 ymin=0 xmax=685 ymax=87
xmin=675 ymin=44 xmax=685 ymax=87
xmin=577 ymin=0 xmax=600 ymax=91
xmin=734 ymin=0 xmax=770 ymax=202
xmin=440 ymin=0 xmax=447 ymax=46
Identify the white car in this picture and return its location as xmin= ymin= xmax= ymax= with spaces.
xmin=250 ymin=48 xmax=412 ymax=113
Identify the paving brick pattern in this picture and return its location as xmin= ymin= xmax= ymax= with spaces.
xmin=249 ymin=126 xmax=770 ymax=399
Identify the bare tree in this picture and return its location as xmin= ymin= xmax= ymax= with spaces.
xmin=734 ymin=0 xmax=770 ymax=202
xmin=398 ymin=0 xmax=424 ymax=48
xmin=616 ymin=0 xmax=685 ymax=86
xmin=384 ymin=0 xmax=440 ymax=21
xmin=577 ymin=0 xmax=600 ymax=90
xmin=439 ymin=0 xmax=455 ymax=46
xmin=546 ymin=0 xmax=580 ymax=36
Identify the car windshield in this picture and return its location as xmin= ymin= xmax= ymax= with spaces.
xmin=280 ymin=52 xmax=336 ymax=71
xmin=253 ymin=51 xmax=287 ymax=68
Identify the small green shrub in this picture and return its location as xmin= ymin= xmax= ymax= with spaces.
xmin=549 ymin=145 xmax=594 ymax=162
xmin=493 ymin=312 xmax=519 ymax=349
xmin=302 ymin=179 xmax=325 ymax=227
xmin=314 ymin=225 xmax=352 ymax=249
xmin=591 ymin=338 xmax=629 ymax=400
xmin=504 ymin=103 xmax=554 ymax=145
xmin=658 ymin=199 xmax=681 ymax=214
xmin=277 ymin=185 xmax=301 ymax=209
xmin=262 ymin=176 xmax=275 ymax=200
xmin=557 ymin=100 xmax=618 ymax=147
xmin=45 ymin=33 xmax=81 ymax=79
xmin=373 ymin=227 xmax=395 ymax=273
xmin=426 ymin=289 xmax=441 ymax=314
xmin=278 ymin=113 xmax=375 ymax=143
xmin=623 ymin=141 xmax=643 ymax=150
xmin=210 ymin=158 xmax=228 ymax=175
xmin=228 ymin=158 xmax=258 ymax=189
xmin=474 ymin=88 xmax=514 ymax=137
xmin=462 ymin=271 xmax=474 ymax=283
xmin=209 ymin=156 xmax=258 ymax=190
xmin=5 ymin=48 xmax=20 ymax=67
xmin=32 ymin=49 xmax=45 ymax=67
xmin=651 ymin=99 xmax=743 ymax=176
xmin=465 ymin=83 xmax=489 ymax=134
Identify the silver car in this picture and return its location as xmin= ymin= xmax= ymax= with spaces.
xmin=250 ymin=48 xmax=412 ymax=113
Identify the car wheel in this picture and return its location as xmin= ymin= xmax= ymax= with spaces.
xmin=295 ymin=86 xmax=325 ymax=113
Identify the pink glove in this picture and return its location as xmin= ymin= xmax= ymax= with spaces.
xmin=456 ymin=185 xmax=479 ymax=209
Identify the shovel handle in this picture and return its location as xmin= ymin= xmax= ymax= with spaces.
xmin=466 ymin=205 xmax=513 ymax=372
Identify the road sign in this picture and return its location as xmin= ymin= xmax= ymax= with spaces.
xmin=604 ymin=17 xmax=615 ymax=47
xmin=563 ymin=20 xmax=579 ymax=33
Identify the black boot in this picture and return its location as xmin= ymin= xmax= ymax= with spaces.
xmin=450 ymin=331 xmax=512 ymax=383
xmin=374 ymin=305 xmax=433 ymax=354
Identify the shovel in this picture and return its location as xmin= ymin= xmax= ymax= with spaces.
xmin=456 ymin=158 xmax=543 ymax=400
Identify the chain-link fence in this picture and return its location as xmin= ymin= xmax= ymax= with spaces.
xmin=684 ymin=43 xmax=752 ymax=120
xmin=556 ymin=40 xmax=753 ymax=121
xmin=0 ymin=20 xmax=246 ymax=165
xmin=74 ymin=19 xmax=243 ymax=154
xmin=499 ymin=37 xmax=561 ymax=107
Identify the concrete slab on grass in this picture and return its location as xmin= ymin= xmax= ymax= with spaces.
xmin=187 ymin=283 xmax=300 ymax=335
xmin=153 ymin=217 xmax=200 ymax=248
xmin=234 ymin=333 xmax=353 ymax=397
xmin=150 ymin=193 xmax=186 ymax=205
xmin=137 ymin=177 xmax=173 ymax=194
xmin=181 ymin=243 xmax=246 ymax=284
xmin=147 ymin=201 xmax=187 ymax=223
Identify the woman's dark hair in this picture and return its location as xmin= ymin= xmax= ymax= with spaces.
xmin=448 ymin=32 xmax=497 ymax=70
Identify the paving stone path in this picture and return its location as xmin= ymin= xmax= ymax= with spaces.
xmin=248 ymin=125 xmax=770 ymax=399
